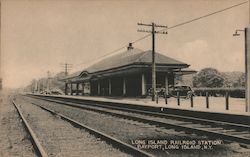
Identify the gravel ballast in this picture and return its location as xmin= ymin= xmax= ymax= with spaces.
xmin=24 ymin=95 xmax=250 ymax=157
xmin=0 ymin=92 xmax=35 ymax=157
xmin=16 ymin=96 xmax=131 ymax=157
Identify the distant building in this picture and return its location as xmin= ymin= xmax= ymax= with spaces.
xmin=62 ymin=45 xmax=196 ymax=97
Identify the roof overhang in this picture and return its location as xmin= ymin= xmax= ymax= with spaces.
xmin=173 ymin=68 xmax=197 ymax=75
xmin=64 ymin=64 xmax=192 ymax=83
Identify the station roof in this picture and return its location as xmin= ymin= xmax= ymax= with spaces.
xmin=63 ymin=48 xmax=192 ymax=81
xmin=84 ymin=48 xmax=188 ymax=73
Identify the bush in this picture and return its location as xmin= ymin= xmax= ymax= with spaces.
xmin=193 ymin=68 xmax=224 ymax=88
xmin=193 ymin=88 xmax=245 ymax=98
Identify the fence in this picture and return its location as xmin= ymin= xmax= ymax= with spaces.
xmin=155 ymin=87 xmax=245 ymax=112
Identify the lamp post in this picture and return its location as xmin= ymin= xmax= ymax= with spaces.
xmin=233 ymin=27 xmax=249 ymax=112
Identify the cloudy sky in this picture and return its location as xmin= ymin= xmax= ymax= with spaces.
xmin=1 ymin=0 xmax=249 ymax=88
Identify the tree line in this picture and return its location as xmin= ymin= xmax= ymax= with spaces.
xmin=192 ymin=68 xmax=245 ymax=88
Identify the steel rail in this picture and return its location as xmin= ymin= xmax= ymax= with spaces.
xmin=31 ymin=95 xmax=250 ymax=130
xmin=12 ymin=100 xmax=48 ymax=157
xmin=31 ymin=103 xmax=155 ymax=157
xmin=28 ymin=96 xmax=250 ymax=145
xmin=82 ymin=101 xmax=250 ymax=130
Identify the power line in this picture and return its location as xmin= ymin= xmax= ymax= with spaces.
xmin=161 ymin=0 xmax=248 ymax=31
xmin=74 ymin=46 xmax=127 ymax=67
xmin=73 ymin=1 xmax=248 ymax=69
xmin=131 ymin=34 xmax=151 ymax=44
xmin=138 ymin=0 xmax=248 ymax=41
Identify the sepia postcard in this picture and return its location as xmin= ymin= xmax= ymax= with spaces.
xmin=0 ymin=0 xmax=249 ymax=157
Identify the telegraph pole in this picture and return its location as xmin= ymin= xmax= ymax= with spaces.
xmin=61 ymin=63 xmax=72 ymax=95
xmin=152 ymin=23 xmax=156 ymax=102
xmin=248 ymin=0 xmax=250 ymax=113
xmin=60 ymin=63 xmax=72 ymax=76
xmin=138 ymin=22 xmax=168 ymax=101
xmin=0 ymin=2 xmax=2 ymax=91
xmin=65 ymin=64 xmax=68 ymax=95
xmin=233 ymin=28 xmax=249 ymax=112
xmin=245 ymin=27 xmax=249 ymax=112
xmin=232 ymin=1 xmax=250 ymax=112
xmin=47 ymin=71 xmax=51 ymax=91
xmin=245 ymin=0 xmax=250 ymax=112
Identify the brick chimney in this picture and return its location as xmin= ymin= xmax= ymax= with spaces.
xmin=127 ymin=43 xmax=133 ymax=50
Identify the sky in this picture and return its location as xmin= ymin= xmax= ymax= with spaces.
xmin=1 ymin=0 xmax=249 ymax=88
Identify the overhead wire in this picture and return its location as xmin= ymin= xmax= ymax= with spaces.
xmin=159 ymin=0 xmax=248 ymax=32
xmin=73 ymin=1 xmax=248 ymax=69
xmin=74 ymin=46 xmax=127 ymax=67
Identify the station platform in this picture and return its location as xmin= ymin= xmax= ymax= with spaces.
xmin=28 ymin=93 xmax=250 ymax=125
xmin=32 ymin=94 xmax=248 ymax=115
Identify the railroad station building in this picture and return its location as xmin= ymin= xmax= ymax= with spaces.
xmin=62 ymin=44 xmax=196 ymax=97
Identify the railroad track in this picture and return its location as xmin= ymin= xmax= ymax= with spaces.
xmin=28 ymin=95 xmax=250 ymax=147
xmin=12 ymin=98 xmax=155 ymax=157
xmin=12 ymin=99 xmax=48 ymax=157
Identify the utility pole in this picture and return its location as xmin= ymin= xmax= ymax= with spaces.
xmin=233 ymin=28 xmax=249 ymax=112
xmin=138 ymin=22 xmax=168 ymax=101
xmin=60 ymin=63 xmax=72 ymax=76
xmin=47 ymin=71 xmax=51 ymax=91
xmin=248 ymin=0 xmax=250 ymax=113
xmin=232 ymin=1 xmax=250 ymax=112
xmin=37 ymin=80 xmax=40 ymax=93
xmin=0 ymin=2 xmax=2 ymax=91
xmin=245 ymin=27 xmax=249 ymax=112
xmin=61 ymin=63 xmax=72 ymax=95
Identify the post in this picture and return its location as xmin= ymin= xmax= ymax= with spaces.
xmin=108 ymin=79 xmax=111 ymax=96
xmin=47 ymin=71 xmax=51 ymax=91
xmin=225 ymin=91 xmax=229 ymax=110
xmin=65 ymin=82 xmax=68 ymax=95
xmin=137 ymin=22 xmax=168 ymax=101
xmin=97 ymin=80 xmax=100 ymax=95
xmin=190 ymin=94 xmax=193 ymax=108
xmin=245 ymin=28 xmax=249 ymax=112
xmin=76 ymin=83 xmax=79 ymax=95
xmin=177 ymin=91 xmax=180 ymax=106
xmin=206 ymin=92 xmax=209 ymax=108
xmin=165 ymin=74 xmax=169 ymax=96
xmin=165 ymin=93 xmax=168 ymax=104
xmin=152 ymin=22 xmax=156 ymax=102
xmin=70 ymin=83 xmax=73 ymax=95
xmin=165 ymin=74 xmax=168 ymax=104
xmin=141 ymin=73 xmax=146 ymax=96
xmin=234 ymin=27 xmax=249 ymax=112
xmin=156 ymin=92 xmax=158 ymax=104
xmin=37 ymin=80 xmax=40 ymax=94
xmin=65 ymin=63 xmax=68 ymax=76
xmin=123 ymin=78 xmax=126 ymax=96
xmin=248 ymin=0 xmax=250 ymax=113
xmin=89 ymin=82 xmax=91 ymax=96
xmin=82 ymin=83 xmax=85 ymax=96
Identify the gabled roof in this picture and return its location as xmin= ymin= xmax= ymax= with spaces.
xmin=136 ymin=50 xmax=188 ymax=65
xmin=84 ymin=48 xmax=188 ymax=74
xmin=61 ymin=48 xmax=191 ymax=81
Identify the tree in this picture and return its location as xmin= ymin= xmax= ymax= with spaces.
xmin=221 ymin=71 xmax=244 ymax=88
xmin=193 ymin=68 xmax=224 ymax=88
xmin=237 ymin=73 xmax=245 ymax=87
